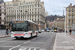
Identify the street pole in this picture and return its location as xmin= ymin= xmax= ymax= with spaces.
xmin=65 ymin=15 xmax=66 ymax=33
xmin=64 ymin=7 xmax=66 ymax=34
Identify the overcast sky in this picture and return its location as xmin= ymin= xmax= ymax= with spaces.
xmin=4 ymin=0 xmax=75 ymax=16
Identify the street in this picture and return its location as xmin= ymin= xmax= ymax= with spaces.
xmin=0 ymin=32 xmax=56 ymax=50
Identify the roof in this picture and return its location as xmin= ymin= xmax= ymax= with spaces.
xmin=67 ymin=5 xmax=75 ymax=8
xmin=55 ymin=19 xmax=65 ymax=21
xmin=67 ymin=3 xmax=75 ymax=8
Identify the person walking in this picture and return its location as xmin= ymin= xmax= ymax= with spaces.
xmin=6 ymin=27 xmax=9 ymax=35
xmin=69 ymin=29 xmax=72 ymax=35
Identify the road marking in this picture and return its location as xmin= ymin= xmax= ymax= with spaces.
xmin=9 ymin=45 xmax=20 ymax=50
xmin=32 ymin=38 xmax=36 ymax=40
xmin=40 ymin=49 xmax=46 ymax=50
xmin=62 ymin=41 xmax=70 ymax=43
xmin=29 ymin=42 xmax=45 ymax=44
xmin=34 ymin=48 xmax=36 ymax=50
xmin=19 ymin=48 xmax=26 ymax=50
xmin=28 ymin=48 xmax=31 ymax=50
xmin=24 ymin=41 xmax=30 ymax=44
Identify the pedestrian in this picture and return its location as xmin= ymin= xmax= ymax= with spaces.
xmin=69 ymin=29 xmax=72 ymax=35
xmin=6 ymin=27 xmax=9 ymax=35
xmin=66 ymin=30 xmax=67 ymax=33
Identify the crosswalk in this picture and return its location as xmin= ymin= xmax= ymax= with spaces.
xmin=19 ymin=47 xmax=46 ymax=50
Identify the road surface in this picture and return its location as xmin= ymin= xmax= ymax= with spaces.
xmin=0 ymin=32 xmax=56 ymax=50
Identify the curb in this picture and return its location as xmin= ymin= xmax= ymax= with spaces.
xmin=53 ymin=33 xmax=57 ymax=50
xmin=0 ymin=35 xmax=11 ymax=38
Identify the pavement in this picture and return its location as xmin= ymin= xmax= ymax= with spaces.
xmin=0 ymin=32 xmax=56 ymax=50
xmin=53 ymin=33 xmax=75 ymax=50
xmin=67 ymin=33 xmax=75 ymax=39
xmin=0 ymin=30 xmax=11 ymax=38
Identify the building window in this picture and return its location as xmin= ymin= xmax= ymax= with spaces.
xmin=38 ymin=5 xmax=39 ymax=7
xmin=72 ymin=15 xmax=73 ymax=19
xmin=72 ymin=8 xmax=73 ymax=10
xmin=69 ymin=20 xmax=70 ymax=24
xmin=32 ymin=19 xmax=33 ymax=21
xmin=38 ymin=12 xmax=39 ymax=14
xmin=0 ymin=13 xmax=1 ymax=16
xmin=72 ymin=20 xmax=73 ymax=24
xmin=0 ymin=10 xmax=1 ymax=12
xmin=69 ymin=15 xmax=70 ymax=19
xmin=38 ymin=19 xmax=39 ymax=21
xmin=69 ymin=8 xmax=70 ymax=10
xmin=0 ymin=6 xmax=1 ymax=8
xmin=38 ymin=15 xmax=39 ymax=17
xmin=72 ymin=11 xmax=73 ymax=14
xmin=69 ymin=11 xmax=70 ymax=14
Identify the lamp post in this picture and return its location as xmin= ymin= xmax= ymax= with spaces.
xmin=64 ymin=7 xmax=66 ymax=33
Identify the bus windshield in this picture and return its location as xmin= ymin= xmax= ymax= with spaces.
xmin=12 ymin=23 xmax=28 ymax=31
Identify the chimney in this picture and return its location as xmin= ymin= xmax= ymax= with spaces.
xmin=70 ymin=3 xmax=72 ymax=6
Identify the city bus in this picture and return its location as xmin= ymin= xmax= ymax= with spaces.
xmin=10 ymin=20 xmax=38 ymax=39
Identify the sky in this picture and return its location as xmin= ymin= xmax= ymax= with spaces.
xmin=4 ymin=0 xmax=75 ymax=16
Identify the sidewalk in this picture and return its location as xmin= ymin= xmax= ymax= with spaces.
xmin=0 ymin=33 xmax=11 ymax=38
xmin=53 ymin=33 xmax=75 ymax=50
xmin=67 ymin=33 xmax=75 ymax=40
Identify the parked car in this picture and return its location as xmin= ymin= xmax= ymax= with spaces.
xmin=46 ymin=30 xmax=50 ymax=32
xmin=50 ymin=30 xmax=54 ymax=32
xmin=38 ymin=30 xmax=42 ymax=33
xmin=41 ymin=30 xmax=45 ymax=32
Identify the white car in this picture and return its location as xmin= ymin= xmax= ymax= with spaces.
xmin=41 ymin=30 xmax=45 ymax=32
xmin=46 ymin=30 xmax=50 ymax=32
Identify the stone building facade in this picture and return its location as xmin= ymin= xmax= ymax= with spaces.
xmin=66 ymin=3 xmax=75 ymax=30
xmin=5 ymin=0 xmax=45 ymax=30
xmin=0 ymin=0 xmax=6 ymax=29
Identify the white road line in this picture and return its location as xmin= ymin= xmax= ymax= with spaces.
xmin=32 ymin=38 xmax=36 ymax=40
xmin=34 ymin=48 xmax=36 ymax=50
xmin=19 ymin=48 xmax=26 ymax=50
xmin=24 ymin=41 xmax=30 ymax=44
xmin=9 ymin=45 xmax=20 ymax=50
xmin=29 ymin=42 xmax=45 ymax=44
xmin=28 ymin=48 xmax=31 ymax=50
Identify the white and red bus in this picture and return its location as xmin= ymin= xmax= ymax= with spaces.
xmin=11 ymin=20 xmax=38 ymax=39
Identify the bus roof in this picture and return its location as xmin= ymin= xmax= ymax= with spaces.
xmin=12 ymin=20 xmax=38 ymax=25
